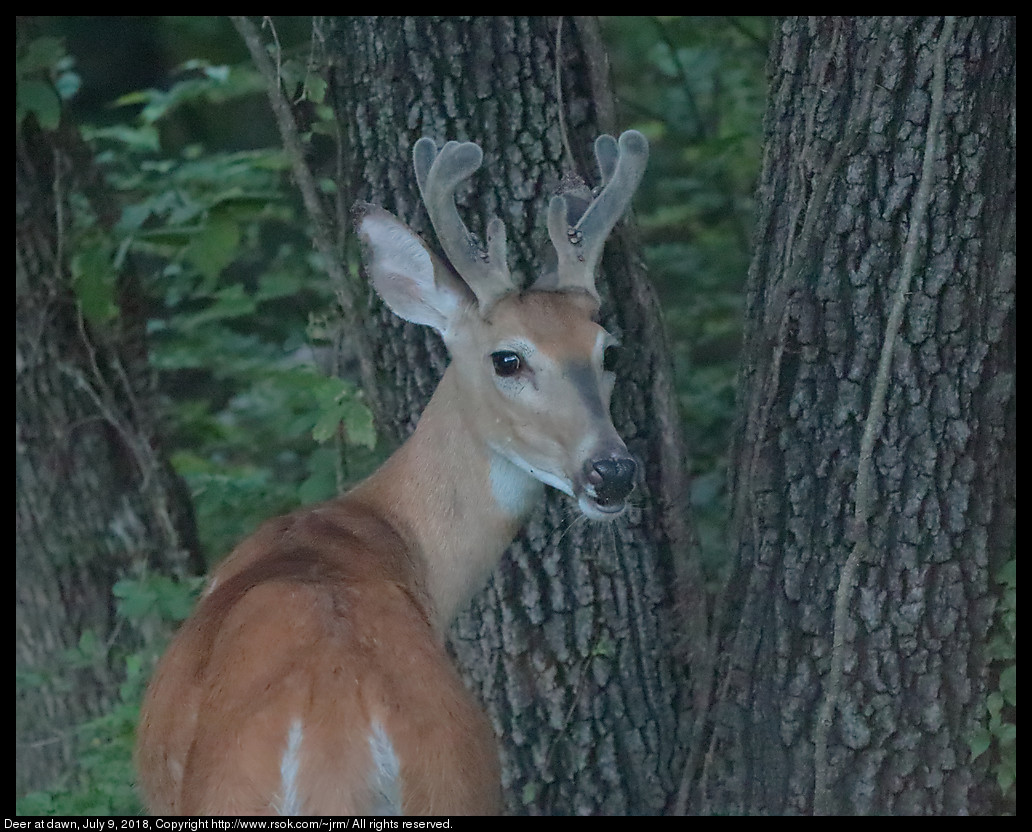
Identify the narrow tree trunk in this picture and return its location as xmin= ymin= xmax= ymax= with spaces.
xmin=694 ymin=16 xmax=1014 ymax=814
xmin=16 ymin=113 xmax=200 ymax=796
xmin=327 ymin=16 xmax=696 ymax=814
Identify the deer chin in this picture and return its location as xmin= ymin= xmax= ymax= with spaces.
xmin=577 ymin=492 xmax=629 ymax=521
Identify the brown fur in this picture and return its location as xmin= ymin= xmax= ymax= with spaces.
xmin=135 ymin=499 xmax=500 ymax=815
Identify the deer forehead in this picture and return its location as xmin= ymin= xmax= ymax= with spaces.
xmin=473 ymin=291 xmax=608 ymax=358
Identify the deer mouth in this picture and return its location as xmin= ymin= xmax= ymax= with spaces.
xmin=578 ymin=492 xmax=629 ymax=520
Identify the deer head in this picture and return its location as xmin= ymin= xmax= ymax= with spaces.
xmin=355 ymin=130 xmax=648 ymax=520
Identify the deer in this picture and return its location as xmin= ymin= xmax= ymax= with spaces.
xmin=135 ymin=129 xmax=649 ymax=815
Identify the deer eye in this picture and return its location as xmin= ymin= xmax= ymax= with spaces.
xmin=491 ymin=350 xmax=522 ymax=377
xmin=603 ymin=344 xmax=620 ymax=373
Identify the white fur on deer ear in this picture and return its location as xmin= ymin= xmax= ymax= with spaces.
xmin=355 ymin=203 xmax=474 ymax=338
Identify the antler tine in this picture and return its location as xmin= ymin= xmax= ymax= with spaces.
xmin=543 ymin=130 xmax=649 ymax=302
xmin=413 ymin=138 xmax=515 ymax=309
xmin=593 ymin=133 xmax=619 ymax=187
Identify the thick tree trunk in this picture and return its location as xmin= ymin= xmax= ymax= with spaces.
xmin=16 ymin=115 xmax=200 ymax=796
xmin=327 ymin=16 xmax=696 ymax=814
xmin=694 ymin=17 xmax=1014 ymax=814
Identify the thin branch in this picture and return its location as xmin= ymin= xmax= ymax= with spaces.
xmin=723 ymin=15 xmax=768 ymax=50
xmin=554 ymin=17 xmax=574 ymax=173
xmin=229 ymin=16 xmax=357 ymax=320
xmin=230 ymin=15 xmax=384 ymax=428
xmin=650 ymin=16 xmax=707 ymax=141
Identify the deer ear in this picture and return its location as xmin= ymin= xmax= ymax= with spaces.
xmin=355 ymin=204 xmax=475 ymax=338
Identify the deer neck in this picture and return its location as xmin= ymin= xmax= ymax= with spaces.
xmin=349 ymin=366 xmax=543 ymax=630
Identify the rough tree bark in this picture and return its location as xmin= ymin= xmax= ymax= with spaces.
xmin=322 ymin=16 xmax=697 ymax=814
xmin=691 ymin=17 xmax=1014 ymax=814
xmin=16 ymin=110 xmax=201 ymax=795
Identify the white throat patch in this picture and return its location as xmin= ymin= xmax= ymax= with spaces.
xmin=489 ymin=453 xmax=545 ymax=518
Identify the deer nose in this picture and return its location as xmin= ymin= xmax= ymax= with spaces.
xmin=587 ymin=457 xmax=637 ymax=505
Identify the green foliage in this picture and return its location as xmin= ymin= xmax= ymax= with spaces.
xmin=969 ymin=556 xmax=1016 ymax=810
xmin=71 ymin=231 xmax=120 ymax=324
xmin=17 ymin=573 xmax=203 ymax=816
xmin=604 ymin=17 xmax=770 ymax=579
xmin=113 ymin=573 xmax=203 ymax=623
xmin=17 ymin=704 xmax=142 ymax=816
xmin=82 ymin=54 xmax=380 ymax=557
xmin=16 ymin=35 xmax=80 ymax=129
xmin=112 ymin=59 xmax=265 ymax=125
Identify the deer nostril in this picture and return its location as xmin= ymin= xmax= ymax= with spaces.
xmin=589 ymin=457 xmax=636 ymax=503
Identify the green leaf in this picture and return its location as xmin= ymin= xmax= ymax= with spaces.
xmin=113 ymin=575 xmax=200 ymax=624
xmin=311 ymin=401 xmax=343 ymax=444
xmin=80 ymin=629 xmax=99 ymax=654
xmin=249 ymin=150 xmax=292 ymax=171
xmin=184 ymin=212 xmax=241 ymax=282
xmin=987 ymin=634 xmax=1012 ymax=661
xmin=968 ymin=727 xmax=992 ymax=761
xmin=155 ymin=576 xmax=202 ymax=622
xmin=17 ymin=36 xmax=66 ymax=76
xmin=202 ymin=64 xmax=230 ymax=84
xmin=207 ymin=285 xmax=257 ymax=320
xmin=112 ymin=89 xmax=154 ymax=108
xmin=999 ymin=664 xmax=1016 ymax=706
xmin=311 ymin=380 xmax=376 ymax=448
xmin=304 ymin=74 xmax=327 ymax=104
xmin=997 ymin=760 xmax=1015 ymax=793
xmin=993 ymin=721 xmax=1016 ymax=744
xmin=71 ymin=243 xmax=118 ymax=324
xmin=256 ymin=269 xmax=304 ymax=301
xmin=86 ymin=123 xmax=161 ymax=153
xmin=340 ymin=398 xmax=376 ymax=449
xmin=61 ymin=629 xmax=103 ymax=668
xmin=297 ymin=446 xmax=338 ymax=504
xmin=17 ymin=79 xmax=61 ymax=129
xmin=112 ymin=578 xmax=158 ymax=621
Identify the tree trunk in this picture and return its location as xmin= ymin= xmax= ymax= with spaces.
xmin=16 ymin=112 xmax=201 ymax=796
xmin=694 ymin=16 xmax=1015 ymax=814
xmin=326 ymin=16 xmax=697 ymax=814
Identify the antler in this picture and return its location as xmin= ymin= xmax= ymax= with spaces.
xmin=411 ymin=130 xmax=648 ymax=309
xmin=536 ymin=130 xmax=649 ymax=303
xmin=412 ymin=138 xmax=516 ymax=310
